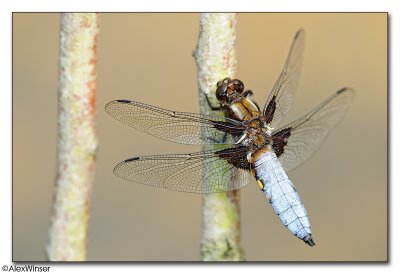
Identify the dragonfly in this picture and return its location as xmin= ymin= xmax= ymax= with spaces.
xmin=105 ymin=30 xmax=354 ymax=246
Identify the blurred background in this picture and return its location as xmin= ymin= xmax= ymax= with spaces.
xmin=13 ymin=13 xmax=387 ymax=261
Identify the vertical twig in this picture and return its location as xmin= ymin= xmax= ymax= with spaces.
xmin=47 ymin=13 xmax=99 ymax=261
xmin=194 ymin=13 xmax=245 ymax=261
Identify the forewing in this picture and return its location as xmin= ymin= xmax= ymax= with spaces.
xmin=273 ymin=88 xmax=354 ymax=171
xmin=113 ymin=146 xmax=250 ymax=194
xmin=105 ymin=100 xmax=246 ymax=145
xmin=263 ymin=30 xmax=305 ymax=129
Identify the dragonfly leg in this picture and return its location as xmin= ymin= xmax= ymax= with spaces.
xmin=204 ymin=93 xmax=222 ymax=110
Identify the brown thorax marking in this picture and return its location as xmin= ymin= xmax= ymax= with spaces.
xmin=215 ymin=78 xmax=273 ymax=164
xmin=216 ymin=78 xmax=260 ymax=121
xmin=234 ymin=115 xmax=273 ymax=163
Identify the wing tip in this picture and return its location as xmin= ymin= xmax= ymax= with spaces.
xmin=123 ymin=157 xmax=140 ymax=162
xmin=295 ymin=28 xmax=306 ymax=38
xmin=113 ymin=157 xmax=139 ymax=171
xmin=337 ymin=87 xmax=355 ymax=95
xmin=113 ymin=157 xmax=140 ymax=178
xmin=105 ymin=99 xmax=133 ymax=110
xmin=116 ymin=99 xmax=133 ymax=103
xmin=336 ymin=87 xmax=355 ymax=103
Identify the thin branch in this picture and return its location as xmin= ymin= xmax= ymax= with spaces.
xmin=47 ymin=13 xmax=99 ymax=261
xmin=194 ymin=13 xmax=245 ymax=261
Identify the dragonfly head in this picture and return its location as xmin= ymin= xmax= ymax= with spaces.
xmin=216 ymin=78 xmax=245 ymax=105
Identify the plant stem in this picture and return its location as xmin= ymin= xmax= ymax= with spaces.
xmin=47 ymin=13 xmax=99 ymax=261
xmin=194 ymin=13 xmax=245 ymax=261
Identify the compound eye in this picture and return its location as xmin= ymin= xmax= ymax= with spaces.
xmin=231 ymin=79 xmax=244 ymax=93
xmin=217 ymin=77 xmax=231 ymax=87
xmin=216 ymin=85 xmax=227 ymax=101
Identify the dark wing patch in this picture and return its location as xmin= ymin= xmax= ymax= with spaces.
xmin=272 ymin=127 xmax=291 ymax=157
xmin=215 ymin=145 xmax=251 ymax=170
xmin=262 ymin=30 xmax=305 ymax=129
xmin=263 ymin=95 xmax=277 ymax=124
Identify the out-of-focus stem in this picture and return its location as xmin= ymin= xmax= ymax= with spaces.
xmin=47 ymin=13 xmax=99 ymax=261
xmin=194 ymin=13 xmax=245 ymax=261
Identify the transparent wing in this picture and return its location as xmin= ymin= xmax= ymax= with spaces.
xmin=272 ymin=88 xmax=354 ymax=171
xmin=105 ymin=100 xmax=246 ymax=145
xmin=113 ymin=146 xmax=250 ymax=194
xmin=263 ymin=30 xmax=305 ymax=129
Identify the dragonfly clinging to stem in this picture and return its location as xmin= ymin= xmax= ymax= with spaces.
xmin=105 ymin=30 xmax=354 ymax=246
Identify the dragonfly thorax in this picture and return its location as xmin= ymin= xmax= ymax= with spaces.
xmin=237 ymin=124 xmax=273 ymax=155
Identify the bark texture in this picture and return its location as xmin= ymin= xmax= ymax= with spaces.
xmin=194 ymin=13 xmax=245 ymax=261
xmin=47 ymin=13 xmax=99 ymax=261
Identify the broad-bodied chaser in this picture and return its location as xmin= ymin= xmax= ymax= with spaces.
xmin=105 ymin=30 xmax=353 ymax=246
